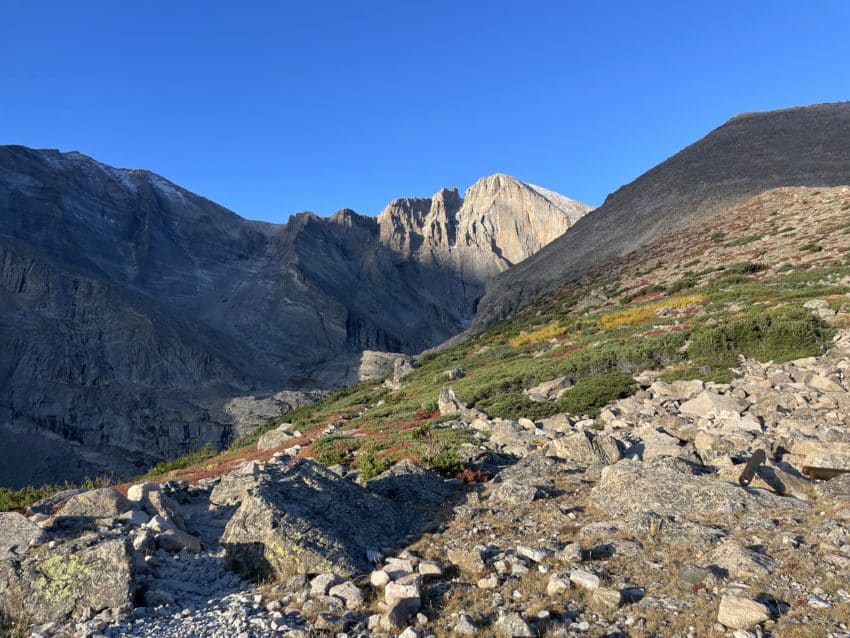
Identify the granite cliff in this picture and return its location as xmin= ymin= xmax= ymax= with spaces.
xmin=0 ymin=147 xmax=589 ymax=486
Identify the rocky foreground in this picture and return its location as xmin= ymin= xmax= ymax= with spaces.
xmin=4 ymin=323 xmax=850 ymax=636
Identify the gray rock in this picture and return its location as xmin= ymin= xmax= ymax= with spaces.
xmin=220 ymin=459 xmax=416 ymax=579
xmin=0 ymin=512 xmax=46 ymax=559
xmin=717 ymin=594 xmax=770 ymax=629
xmin=56 ymin=488 xmax=132 ymax=519
xmin=328 ymin=580 xmax=364 ymax=610
xmin=679 ymin=391 xmax=749 ymax=419
xmin=496 ymin=611 xmax=534 ymax=637
xmin=545 ymin=430 xmax=623 ymax=466
xmin=0 ymin=537 xmax=135 ymax=624
xmin=589 ymin=458 xmax=807 ymax=518
xmin=256 ymin=424 xmax=294 ymax=451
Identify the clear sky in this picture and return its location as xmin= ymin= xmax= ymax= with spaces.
xmin=2 ymin=1 xmax=849 ymax=223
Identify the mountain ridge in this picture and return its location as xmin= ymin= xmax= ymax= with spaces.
xmin=471 ymin=101 xmax=850 ymax=332
xmin=0 ymin=146 xmax=590 ymax=486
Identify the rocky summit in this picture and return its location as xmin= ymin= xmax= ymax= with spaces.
xmin=0 ymin=148 xmax=589 ymax=486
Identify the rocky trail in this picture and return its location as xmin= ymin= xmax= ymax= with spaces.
xmin=4 ymin=308 xmax=850 ymax=637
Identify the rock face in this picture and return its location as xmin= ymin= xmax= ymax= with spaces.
xmin=473 ymin=102 xmax=850 ymax=331
xmin=220 ymin=459 xmax=444 ymax=579
xmin=0 ymin=146 xmax=588 ymax=486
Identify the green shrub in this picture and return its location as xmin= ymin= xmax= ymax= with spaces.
xmin=555 ymin=371 xmax=637 ymax=416
xmin=356 ymin=446 xmax=391 ymax=481
xmin=667 ymin=277 xmax=698 ymax=293
xmin=725 ymin=234 xmax=764 ymax=248
xmin=147 ymin=444 xmax=218 ymax=476
xmin=425 ymin=445 xmax=462 ymax=475
xmin=313 ymin=435 xmax=356 ymax=466
xmin=688 ymin=307 xmax=833 ymax=369
xmin=725 ymin=261 xmax=768 ymax=275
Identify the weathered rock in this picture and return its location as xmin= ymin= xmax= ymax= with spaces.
xmin=589 ymin=458 xmax=807 ymax=518
xmin=367 ymin=460 xmax=455 ymax=520
xmin=328 ymin=580 xmax=364 ymax=610
xmin=495 ymin=611 xmax=534 ymax=637
xmin=56 ymin=488 xmax=132 ymax=520
xmin=545 ymin=430 xmax=623 ymax=466
xmin=547 ymin=572 xmax=571 ymax=595
xmin=680 ymin=391 xmax=749 ymax=419
xmin=0 ymin=537 xmax=135 ymax=624
xmin=591 ymin=587 xmax=623 ymax=609
xmin=358 ymin=351 xmax=409 ymax=382
xmin=705 ymin=540 xmax=776 ymax=579
xmin=385 ymin=579 xmax=421 ymax=607
xmin=0 ymin=512 xmax=46 ymax=560
xmin=446 ymin=547 xmax=486 ymax=575
xmin=310 ymin=573 xmax=340 ymax=596
xmin=438 ymin=387 xmax=463 ymax=415
xmin=257 ymin=424 xmax=295 ymax=451
xmin=127 ymin=483 xmax=187 ymax=529
xmin=209 ymin=469 xmax=262 ymax=506
xmin=717 ymin=594 xmax=770 ymax=629
xmin=220 ymin=459 xmax=411 ymax=579
xmin=524 ymin=376 xmax=572 ymax=402
xmin=569 ymin=569 xmax=601 ymax=590
xmin=491 ymin=481 xmax=541 ymax=505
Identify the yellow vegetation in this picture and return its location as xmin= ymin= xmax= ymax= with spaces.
xmin=509 ymin=322 xmax=565 ymax=347
xmin=598 ymin=294 xmax=705 ymax=330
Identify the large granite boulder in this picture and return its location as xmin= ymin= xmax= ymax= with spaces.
xmin=221 ymin=459 xmax=418 ymax=580
xmin=0 ymin=537 xmax=135 ymax=624
xmin=545 ymin=431 xmax=623 ymax=467
xmin=589 ymin=458 xmax=807 ymax=518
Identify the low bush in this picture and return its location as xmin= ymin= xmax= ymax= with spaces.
xmin=147 ymin=443 xmax=218 ymax=476
xmin=356 ymin=446 xmax=391 ymax=481
xmin=555 ymin=371 xmax=637 ymax=416
xmin=688 ymin=306 xmax=833 ymax=369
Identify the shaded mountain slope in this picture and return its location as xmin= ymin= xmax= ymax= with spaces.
xmin=472 ymin=102 xmax=850 ymax=331
xmin=0 ymin=146 xmax=588 ymax=485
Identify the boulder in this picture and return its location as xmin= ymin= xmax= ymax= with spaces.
xmin=705 ymin=540 xmax=775 ymax=579
xmin=589 ymin=458 xmax=807 ymax=518
xmin=495 ymin=611 xmax=534 ymax=637
xmin=717 ymin=594 xmax=770 ymax=629
xmin=257 ymin=424 xmax=295 ymax=451
xmin=0 ymin=512 xmax=46 ymax=560
xmin=0 ymin=537 xmax=135 ymax=624
xmin=367 ymin=460 xmax=456 ymax=520
xmin=438 ymin=387 xmax=463 ymax=415
xmin=680 ymin=391 xmax=749 ymax=419
xmin=524 ymin=377 xmax=571 ymax=403
xmin=220 ymin=459 xmax=411 ymax=580
xmin=545 ymin=431 xmax=623 ymax=467
xmin=126 ymin=482 xmax=187 ymax=529
xmin=56 ymin=488 xmax=131 ymax=520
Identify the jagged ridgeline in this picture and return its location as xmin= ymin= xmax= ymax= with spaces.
xmin=0 ymin=152 xmax=590 ymax=487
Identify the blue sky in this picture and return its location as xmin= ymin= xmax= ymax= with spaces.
xmin=2 ymin=1 xmax=849 ymax=222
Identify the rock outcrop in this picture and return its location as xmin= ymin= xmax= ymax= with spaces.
xmin=0 ymin=146 xmax=588 ymax=486
xmin=219 ymin=459 xmax=449 ymax=579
